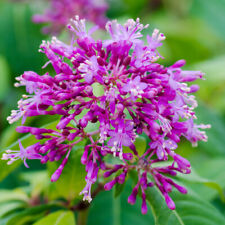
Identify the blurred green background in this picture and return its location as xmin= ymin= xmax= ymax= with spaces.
xmin=0 ymin=0 xmax=225 ymax=224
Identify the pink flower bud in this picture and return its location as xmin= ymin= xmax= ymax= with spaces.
xmin=104 ymin=179 xmax=117 ymax=191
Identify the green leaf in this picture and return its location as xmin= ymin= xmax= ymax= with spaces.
xmin=5 ymin=204 xmax=59 ymax=225
xmin=87 ymin=181 xmax=154 ymax=225
xmin=0 ymin=2 xmax=45 ymax=76
xmin=143 ymin=155 xmax=225 ymax=202
xmin=47 ymin=146 xmax=86 ymax=201
xmin=0 ymin=121 xmax=21 ymax=150
xmin=123 ymin=0 xmax=148 ymax=17
xmin=146 ymin=186 xmax=225 ymax=225
xmin=123 ymin=135 xmax=147 ymax=158
xmin=177 ymin=167 xmax=225 ymax=202
xmin=134 ymin=135 xmax=147 ymax=156
xmin=20 ymin=171 xmax=48 ymax=197
xmin=0 ymin=202 xmax=25 ymax=218
xmin=0 ymin=189 xmax=28 ymax=203
xmin=92 ymin=83 xmax=104 ymax=97
xmin=0 ymin=120 xmax=59 ymax=182
xmin=162 ymin=0 xmax=193 ymax=16
xmin=195 ymin=103 xmax=225 ymax=156
xmin=107 ymin=0 xmax=127 ymax=18
xmin=114 ymin=182 xmax=125 ymax=198
xmin=190 ymin=0 xmax=225 ymax=39
xmin=0 ymin=56 xmax=10 ymax=101
xmin=191 ymin=56 xmax=225 ymax=113
xmin=188 ymin=158 xmax=225 ymax=201
xmin=33 ymin=210 xmax=76 ymax=225
xmin=146 ymin=13 xmax=224 ymax=66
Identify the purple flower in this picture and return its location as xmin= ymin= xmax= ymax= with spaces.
xmin=184 ymin=119 xmax=211 ymax=146
xmin=78 ymin=56 xmax=100 ymax=83
xmin=32 ymin=0 xmax=108 ymax=34
xmin=150 ymin=137 xmax=177 ymax=160
xmin=108 ymin=119 xmax=136 ymax=159
xmin=2 ymin=140 xmax=42 ymax=168
xmin=104 ymin=18 xmax=148 ymax=46
xmin=3 ymin=17 xmax=210 ymax=213
xmin=80 ymin=161 xmax=99 ymax=202
xmin=122 ymin=76 xmax=147 ymax=100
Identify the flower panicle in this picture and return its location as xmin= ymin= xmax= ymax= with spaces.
xmin=3 ymin=17 xmax=210 ymax=213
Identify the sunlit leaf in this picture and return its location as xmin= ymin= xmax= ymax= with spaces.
xmin=33 ymin=210 xmax=76 ymax=225
xmin=0 ymin=189 xmax=28 ymax=203
xmin=192 ymin=55 xmax=225 ymax=113
xmin=92 ymin=83 xmax=104 ymax=97
xmin=146 ymin=13 xmax=225 ymax=65
xmin=47 ymin=146 xmax=86 ymax=201
xmin=134 ymin=135 xmax=147 ymax=156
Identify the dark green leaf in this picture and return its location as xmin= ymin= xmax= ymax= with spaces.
xmin=0 ymin=202 xmax=25 ymax=218
xmin=4 ymin=204 xmax=58 ymax=225
xmin=146 ymin=186 xmax=225 ymax=225
xmin=87 ymin=181 xmax=154 ymax=225
xmin=0 ymin=56 xmax=10 ymax=101
xmin=114 ymin=182 xmax=125 ymax=198
xmin=0 ymin=2 xmax=45 ymax=76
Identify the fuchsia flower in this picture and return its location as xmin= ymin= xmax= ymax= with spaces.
xmin=108 ymin=119 xmax=136 ymax=158
xmin=122 ymin=76 xmax=148 ymax=100
xmin=3 ymin=17 xmax=210 ymax=213
xmin=2 ymin=140 xmax=42 ymax=168
xmin=32 ymin=0 xmax=108 ymax=34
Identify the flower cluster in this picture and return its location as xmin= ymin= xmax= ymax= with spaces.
xmin=33 ymin=0 xmax=108 ymax=34
xmin=3 ymin=17 xmax=210 ymax=213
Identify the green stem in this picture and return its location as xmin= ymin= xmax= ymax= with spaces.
xmin=113 ymin=195 xmax=121 ymax=225
xmin=77 ymin=208 xmax=89 ymax=225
